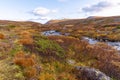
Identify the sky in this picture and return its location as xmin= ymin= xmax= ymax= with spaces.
xmin=0 ymin=0 xmax=120 ymax=23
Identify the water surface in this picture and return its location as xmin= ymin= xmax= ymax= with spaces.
xmin=42 ymin=30 xmax=61 ymax=36
xmin=83 ymin=37 xmax=120 ymax=50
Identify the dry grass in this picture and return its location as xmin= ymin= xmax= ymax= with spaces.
xmin=24 ymin=67 xmax=37 ymax=78
xmin=13 ymin=51 xmax=36 ymax=67
xmin=18 ymin=31 xmax=33 ymax=45
xmin=18 ymin=38 xmax=33 ymax=45
xmin=0 ymin=33 xmax=5 ymax=39
xmin=0 ymin=17 xmax=120 ymax=80
xmin=13 ymin=51 xmax=40 ymax=79
xmin=47 ymin=36 xmax=120 ymax=79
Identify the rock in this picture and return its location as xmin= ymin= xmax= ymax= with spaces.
xmin=67 ymin=59 xmax=75 ymax=65
xmin=74 ymin=66 xmax=111 ymax=80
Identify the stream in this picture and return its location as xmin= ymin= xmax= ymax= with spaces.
xmin=41 ymin=30 xmax=61 ymax=36
xmin=41 ymin=30 xmax=120 ymax=51
xmin=83 ymin=37 xmax=120 ymax=51
xmin=41 ymin=30 xmax=70 ymax=36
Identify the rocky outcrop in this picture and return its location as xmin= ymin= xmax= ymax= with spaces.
xmin=74 ymin=66 xmax=111 ymax=80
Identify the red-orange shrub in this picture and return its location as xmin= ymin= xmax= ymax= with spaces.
xmin=18 ymin=31 xmax=33 ymax=45
xmin=25 ymin=67 xmax=37 ymax=78
xmin=0 ymin=33 xmax=4 ymax=39
xmin=13 ymin=51 xmax=35 ymax=67
xmin=13 ymin=51 xmax=40 ymax=79
xmin=18 ymin=38 xmax=33 ymax=45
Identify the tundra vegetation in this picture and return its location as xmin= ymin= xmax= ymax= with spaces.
xmin=0 ymin=17 xmax=120 ymax=80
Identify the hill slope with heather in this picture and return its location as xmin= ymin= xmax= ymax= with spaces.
xmin=0 ymin=16 xmax=120 ymax=80
xmin=44 ymin=16 xmax=120 ymax=41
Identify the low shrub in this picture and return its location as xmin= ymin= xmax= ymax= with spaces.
xmin=13 ymin=51 xmax=35 ymax=67
xmin=8 ymin=25 xmax=16 ymax=28
xmin=18 ymin=38 xmax=33 ymax=45
xmin=117 ymin=26 xmax=120 ymax=29
xmin=0 ymin=33 xmax=4 ymax=39
xmin=13 ymin=51 xmax=40 ymax=79
xmin=18 ymin=30 xmax=33 ymax=45
xmin=24 ymin=35 xmax=65 ymax=60
xmin=39 ymin=73 xmax=56 ymax=80
xmin=24 ymin=67 xmax=37 ymax=78
xmin=35 ymin=38 xmax=65 ymax=57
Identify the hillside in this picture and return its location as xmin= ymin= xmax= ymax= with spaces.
xmin=0 ymin=20 xmax=42 ymax=28
xmin=45 ymin=16 xmax=120 ymax=28
xmin=44 ymin=16 xmax=120 ymax=41
xmin=0 ymin=16 xmax=120 ymax=80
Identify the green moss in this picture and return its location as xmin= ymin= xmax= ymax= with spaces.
xmin=9 ymin=44 xmax=23 ymax=56
xmin=8 ymin=25 xmax=16 ymax=28
xmin=117 ymin=26 xmax=120 ymax=29
xmin=0 ymin=58 xmax=25 ymax=80
xmin=15 ymin=72 xmax=24 ymax=79
xmin=34 ymin=35 xmax=65 ymax=58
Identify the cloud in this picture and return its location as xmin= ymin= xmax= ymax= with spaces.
xmin=33 ymin=7 xmax=50 ymax=16
xmin=30 ymin=7 xmax=58 ymax=23
xmin=28 ymin=16 xmax=51 ymax=23
xmin=78 ymin=0 xmax=120 ymax=17
xmin=32 ymin=7 xmax=58 ymax=16
xmin=103 ymin=0 xmax=120 ymax=4
xmin=29 ymin=17 xmax=51 ymax=21
xmin=40 ymin=16 xmax=51 ymax=20
xmin=81 ymin=1 xmax=113 ymax=13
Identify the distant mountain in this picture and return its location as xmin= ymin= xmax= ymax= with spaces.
xmin=0 ymin=20 xmax=42 ymax=27
xmin=46 ymin=19 xmax=70 ymax=24
xmin=1 ymin=16 xmax=120 ymax=28
xmin=87 ymin=16 xmax=103 ymax=19
xmin=44 ymin=16 xmax=120 ymax=28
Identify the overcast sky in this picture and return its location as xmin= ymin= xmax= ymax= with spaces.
xmin=0 ymin=0 xmax=120 ymax=23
